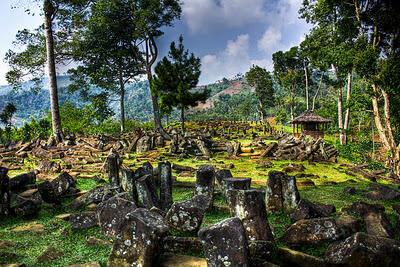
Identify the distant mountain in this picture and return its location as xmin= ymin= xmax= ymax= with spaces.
xmin=0 ymin=76 xmax=252 ymax=127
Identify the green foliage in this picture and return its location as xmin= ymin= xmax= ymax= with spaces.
xmin=13 ymin=116 xmax=52 ymax=142
xmin=245 ymin=65 xmax=274 ymax=119
xmin=0 ymin=103 xmax=17 ymax=142
xmin=153 ymin=35 xmax=209 ymax=132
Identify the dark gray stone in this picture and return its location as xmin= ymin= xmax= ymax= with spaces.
xmin=9 ymin=172 xmax=36 ymax=192
xmin=120 ymin=169 xmax=138 ymax=203
xmin=290 ymin=199 xmax=330 ymax=223
xmin=165 ymin=195 xmax=209 ymax=234
xmin=136 ymin=135 xmax=152 ymax=154
xmin=215 ymin=169 xmax=233 ymax=189
xmin=105 ymin=150 xmax=120 ymax=185
xmin=198 ymin=217 xmax=251 ymax=267
xmin=194 ymin=164 xmax=215 ymax=209
xmin=281 ymin=217 xmax=358 ymax=246
xmin=136 ymin=174 xmax=160 ymax=209
xmin=0 ymin=167 xmax=10 ymax=216
xmin=158 ymin=162 xmax=173 ymax=210
xmin=324 ymin=232 xmax=400 ymax=266
xmin=108 ymin=208 xmax=168 ymax=267
xmin=266 ymin=170 xmax=300 ymax=214
xmin=98 ymin=196 xmax=136 ymax=238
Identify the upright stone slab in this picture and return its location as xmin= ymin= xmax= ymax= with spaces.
xmin=136 ymin=174 xmax=160 ymax=209
xmin=165 ymin=195 xmax=209 ymax=234
xmin=215 ymin=169 xmax=233 ymax=189
xmin=198 ymin=217 xmax=251 ymax=267
xmin=120 ymin=169 xmax=138 ymax=203
xmin=194 ymin=164 xmax=215 ymax=209
xmin=105 ymin=150 xmax=120 ymax=185
xmin=136 ymin=135 xmax=152 ymax=154
xmin=108 ymin=208 xmax=168 ymax=267
xmin=158 ymin=162 xmax=173 ymax=210
xmin=99 ymin=196 xmax=137 ymax=238
xmin=0 ymin=167 xmax=10 ymax=216
xmin=266 ymin=170 xmax=300 ymax=214
xmin=232 ymin=190 xmax=275 ymax=258
xmin=223 ymin=177 xmax=251 ymax=215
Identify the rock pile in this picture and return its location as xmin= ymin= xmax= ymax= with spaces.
xmin=260 ymin=134 xmax=339 ymax=162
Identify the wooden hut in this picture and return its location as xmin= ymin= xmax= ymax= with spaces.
xmin=288 ymin=110 xmax=332 ymax=139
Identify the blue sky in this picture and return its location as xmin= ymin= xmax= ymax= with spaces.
xmin=0 ymin=0 xmax=310 ymax=86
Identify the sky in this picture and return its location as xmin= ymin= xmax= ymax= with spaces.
xmin=0 ymin=0 xmax=311 ymax=86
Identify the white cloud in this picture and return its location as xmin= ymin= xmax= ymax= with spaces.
xmin=200 ymin=34 xmax=252 ymax=84
xmin=250 ymin=58 xmax=273 ymax=71
xmin=257 ymin=26 xmax=282 ymax=52
xmin=182 ymin=0 xmax=266 ymax=33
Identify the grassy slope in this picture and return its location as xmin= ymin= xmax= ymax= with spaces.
xmin=1 ymin=129 xmax=399 ymax=266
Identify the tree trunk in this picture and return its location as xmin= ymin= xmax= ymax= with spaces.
xmin=181 ymin=106 xmax=185 ymax=134
xmin=343 ymin=72 xmax=352 ymax=144
xmin=44 ymin=0 xmax=64 ymax=143
xmin=338 ymin=88 xmax=344 ymax=145
xmin=312 ymin=72 xmax=324 ymax=111
xmin=145 ymin=37 xmax=170 ymax=140
xmin=290 ymin=88 xmax=294 ymax=120
xmin=119 ymin=71 xmax=125 ymax=132
xmin=304 ymin=60 xmax=309 ymax=110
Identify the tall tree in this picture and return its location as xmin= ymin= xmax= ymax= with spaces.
xmin=272 ymin=46 xmax=304 ymax=120
xmin=5 ymin=0 xmax=90 ymax=142
xmin=245 ymin=65 xmax=274 ymax=120
xmin=152 ymin=36 xmax=209 ymax=134
xmin=137 ymin=0 xmax=181 ymax=138
xmin=68 ymin=0 xmax=145 ymax=132
xmin=300 ymin=0 xmax=359 ymax=144
xmin=352 ymin=0 xmax=400 ymax=175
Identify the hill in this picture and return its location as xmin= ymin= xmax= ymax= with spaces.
xmin=0 ymin=76 xmax=254 ymax=127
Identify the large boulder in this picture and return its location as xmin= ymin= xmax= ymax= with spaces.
xmin=290 ymin=199 xmax=331 ymax=223
xmin=98 ymin=196 xmax=136 ymax=238
xmin=9 ymin=172 xmax=36 ymax=192
xmin=215 ymin=169 xmax=233 ymax=189
xmin=281 ymin=217 xmax=359 ymax=246
xmin=361 ymin=183 xmax=400 ymax=201
xmin=108 ymin=208 xmax=168 ymax=267
xmin=342 ymin=201 xmax=393 ymax=238
xmin=38 ymin=172 xmax=75 ymax=204
xmin=165 ymin=195 xmax=209 ymax=234
xmin=266 ymin=170 xmax=300 ymax=214
xmin=324 ymin=232 xmax=400 ymax=266
xmin=198 ymin=217 xmax=251 ymax=267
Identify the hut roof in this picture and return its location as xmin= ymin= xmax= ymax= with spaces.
xmin=288 ymin=110 xmax=332 ymax=124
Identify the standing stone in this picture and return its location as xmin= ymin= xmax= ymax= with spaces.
xmin=215 ymin=169 xmax=233 ymax=190
xmin=136 ymin=135 xmax=152 ymax=154
xmin=226 ymin=142 xmax=234 ymax=157
xmin=194 ymin=165 xmax=215 ymax=209
xmin=223 ymin=177 xmax=251 ymax=215
xmin=105 ymin=150 xmax=120 ymax=185
xmin=120 ymin=169 xmax=138 ymax=203
xmin=165 ymin=195 xmax=209 ymax=234
xmin=232 ymin=190 xmax=275 ymax=258
xmin=158 ymin=162 xmax=173 ymax=210
xmin=266 ymin=171 xmax=300 ymax=214
xmin=136 ymin=174 xmax=160 ymax=209
xmin=98 ymin=196 xmax=136 ymax=238
xmin=233 ymin=141 xmax=241 ymax=156
xmin=108 ymin=208 xmax=168 ymax=267
xmin=0 ymin=167 xmax=10 ymax=216
xmin=198 ymin=217 xmax=251 ymax=267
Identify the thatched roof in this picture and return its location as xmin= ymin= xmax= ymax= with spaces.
xmin=288 ymin=110 xmax=332 ymax=124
